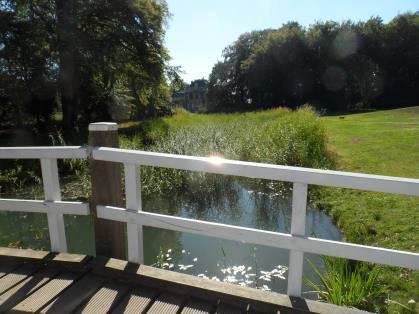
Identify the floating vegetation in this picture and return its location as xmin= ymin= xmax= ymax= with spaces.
xmin=152 ymin=247 xmax=288 ymax=292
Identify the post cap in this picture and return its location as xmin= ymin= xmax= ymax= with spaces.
xmin=88 ymin=122 xmax=118 ymax=131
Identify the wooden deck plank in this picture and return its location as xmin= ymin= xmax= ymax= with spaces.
xmin=39 ymin=274 xmax=106 ymax=313
xmin=0 ymin=268 xmax=58 ymax=312
xmin=10 ymin=271 xmax=80 ymax=312
xmin=0 ymin=247 xmax=51 ymax=262
xmin=112 ymin=286 xmax=158 ymax=314
xmin=0 ymin=247 xmax=90 ymax=269
xmin=0 ymin=264 xmax=40 ymax=295
xmin=0 ymin=249 xmax=369 ymax=314
xmin=75 ymin=280 xmax=130 ymax=313
xmin=180 ymin=298 xmax=215 ymax=314
xmin=146 ymin=292 xmax=186 ymax=314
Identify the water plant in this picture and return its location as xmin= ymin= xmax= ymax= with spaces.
xmin=152 ymin=246 xmax=288 ymax=292
xmin=120 ymin=106 xmax=335 ymax=196
xmin=305 ymin=257 xmax=386 ymax=312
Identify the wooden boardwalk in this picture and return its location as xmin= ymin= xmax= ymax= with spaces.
xmin=0 ymin=248 xmax=366 ymax=314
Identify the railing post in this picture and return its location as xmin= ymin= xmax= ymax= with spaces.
xmin=124 ymin=163 xmax=144 ymax=263
xmin=89 ymin=122 xmax=126 ymax=259
xmin=40 ymin=158 xmax=67 ymax=252
xmin=287 ymin=182 xmax=308 ymax=297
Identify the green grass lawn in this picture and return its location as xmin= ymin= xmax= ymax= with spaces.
xmin=320 ymin=107 xmax=419 ymax=310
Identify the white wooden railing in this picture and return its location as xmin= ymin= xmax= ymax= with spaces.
xmin=92 ymin=147 xmax=419 ymax=296
xmin=1 ymin=145 xmax=418 ymax=297
xmin=0 ymin=147 xmax=89 ymax=252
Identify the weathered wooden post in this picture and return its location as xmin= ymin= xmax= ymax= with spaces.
xmin=89 ymin=122 xmax=126 ymax=259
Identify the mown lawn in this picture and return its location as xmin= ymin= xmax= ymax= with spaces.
xmin=320 ymin=107 xmax=419 ymax=310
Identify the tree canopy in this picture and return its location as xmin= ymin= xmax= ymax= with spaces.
xmin=0 ymin=0 xmax=172 ymax=134
xmin=208 ymin=13 xmax=419 ymax=112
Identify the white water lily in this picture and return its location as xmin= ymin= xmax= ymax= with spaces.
xmin=178 ymin=264 xmax=194 ymax=270
xmin=224 ymin=276 xmax=238 ymax=283
xmin=259 ymin=276 xmax=271 ymax=282
xmin=232 ymin=265 xmax=245 ymax=275
xmin=277 ymin=265 xmax=288 ymax=270
xmin=261 ymin=285 xmax=271 ymax=291
xmin=272 ymin=273 xmax=286 ymax=279
xmin=155 ymin=248 xmax=288 ymax=293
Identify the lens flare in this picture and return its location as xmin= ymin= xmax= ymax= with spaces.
xmin=208 ymin=155 xmax=225 ymax=165
xmin=333 ymin=30 xmax=358 ymax=59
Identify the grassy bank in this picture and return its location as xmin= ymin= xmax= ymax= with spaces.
xmin=318 ymin=107 xmax=419 ymax=311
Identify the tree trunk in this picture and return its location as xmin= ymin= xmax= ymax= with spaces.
xmin=56 ymin=0 xmax=79 ymax=134
xmin=130 ymin=82 xmax=145 ymax=119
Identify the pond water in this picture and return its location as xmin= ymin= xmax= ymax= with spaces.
xmin=0 ymin=179 xmax=341 ymax=297
xmin=142 ymin=180 xmax=342 ymax=295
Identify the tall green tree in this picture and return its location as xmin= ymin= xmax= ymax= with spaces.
xmin=208 ymin=12 xmax=419 ymax=113
xmin=0 ymin=0 xmax=57 ymax=127
xmin=0 ymin=0 xmax=171 ymax=135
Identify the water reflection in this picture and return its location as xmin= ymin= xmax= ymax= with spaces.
xmin=0 ymin=173 xmax=341 ymax=296
xmin=142 ymin=177 xmax=341 ymax=295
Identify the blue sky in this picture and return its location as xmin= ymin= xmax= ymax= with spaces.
xmin=164 ymin=0 xmax=418 ymax=82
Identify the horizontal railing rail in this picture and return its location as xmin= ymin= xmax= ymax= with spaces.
xmin=93 ymin=147 xmax=419 ymax=297
xmin=93 ymin=147 xmax=419 ymax=196
xmin=0 ymin=199 xmax=89 ymax=215
xmin=0 ymin=147 xmax=90 ymax=252
xmin=97 ymin=205 xmax=418 ymax=269
xmin=1 ymin=144 xmax=418 ymax=298
xmin=0 ymin=146 xmax=88 ymax=159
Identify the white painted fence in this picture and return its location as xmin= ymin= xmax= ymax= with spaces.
xmin=0 ymin=147 xmax=89 ymax=252
xmin=1 ymin=145 xmax=418 ymax=298
xmin=93 ymin=147 xmax=419 ymax=297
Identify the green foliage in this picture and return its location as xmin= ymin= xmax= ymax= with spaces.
xmin=152 ymin=247 xmax=173 ymax=269
xmin=0 ymin=0 xmax=172 ymax=133
xmin=120 ymin=106 xmax=334 ymax=195
xmin=0 ymin=164 xmax=41 ymax=194
xmin=305 ymin=257 xmax=386 ymax=312
xmin=208 ymin=13 xmax=419 ymax=113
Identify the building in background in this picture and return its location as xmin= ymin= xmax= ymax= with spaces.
xmin=172 ymin=79 xmax=208 ymax=112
